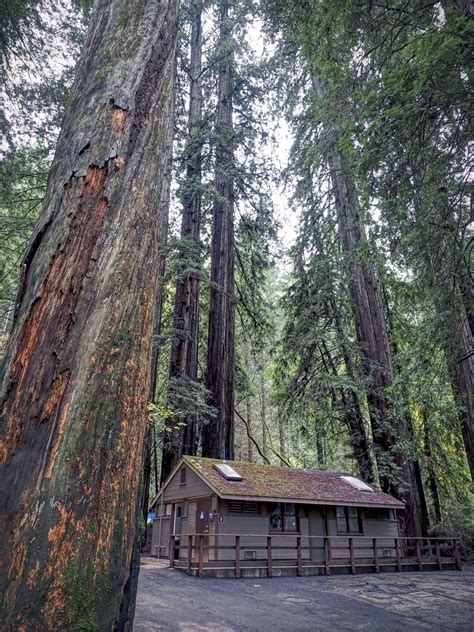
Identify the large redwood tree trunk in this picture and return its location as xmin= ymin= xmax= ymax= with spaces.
xmin=202 ymin=0 xmax=235 ymax=460
xmin=311 ymin=74 xmax=428 ymax=536
xmin=161 ymin=0 xmax=203 ymax=481
xmin=0 ymin=0 xmax=179 ymax=628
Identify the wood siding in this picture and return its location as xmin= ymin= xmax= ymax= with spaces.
xmin=163 ymin=464 xmax=210 ymax=502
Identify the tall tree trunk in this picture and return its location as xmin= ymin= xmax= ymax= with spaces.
xmin=202 ymin=0 xmax=235 ymax=460
xmin=260 ymin=370 xmax=268 ymax=459
xmin=380 ymin=284 xmax=430 ymax=536
xmin=142 ymin=47 xmax=176 ymax=532
xmin=444 ymin=296 xmax=474 ymax=480
xmin=161 ymin=0 xmax=203 ymax=481
xmin=329 ymin=306 xmax=376 ymax=483
xmin=246 ymin=397 xmax=253 ymax=461
xmin=311 ymin=73 xmax=425 ymax=535
xmin=278 ymin=413 xmax=286 ymax=459
xmin=422 ymin=409 xmax=442 ymax=524
xmin=0 ymin=1 xmax=179 ymax=628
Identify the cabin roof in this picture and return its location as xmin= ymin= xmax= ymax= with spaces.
xmin=164 ymin=456 xmax=403 ymax=509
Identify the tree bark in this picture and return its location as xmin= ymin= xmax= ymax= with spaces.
xmin=260 ymin=370 xmax=268 ymax=459
xmin=444 ymin=296 xmax=474 ymax=480
xmin=329 ymin=306 xmax=376 ymax=483
xmin=246 ymin=397 xmax=253 ymax=461
xmin=161 ymin=0 xmax=203 ymax=481
xmin=142 ymin=44 xmax=176 ymax=537
xmin=202 ymin=0 xmax=235 ymax=460
xmin=311 ymin=73 xmax=426 ymax=535
xmin=422 ymin=409 xmax=442 ymax=524
xmin=0 ymin=1 xmax=179 ymax=628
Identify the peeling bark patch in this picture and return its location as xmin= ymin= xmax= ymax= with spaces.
xmin=127 ymin=19 xmax=177 ymax=158
xmin=1 ymin=164 xmax=110 ymax=467
xmin=110 ymin=105 xmax=127 ymax=132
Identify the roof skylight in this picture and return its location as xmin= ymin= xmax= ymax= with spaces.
xmin=340 ymin=475 xmax=373 ymax=492
xmin=213 ymin=463 xmax=243 ymax=481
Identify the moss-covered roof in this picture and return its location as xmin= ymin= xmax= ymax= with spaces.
xmin=183 ymin=456 xmax=404 ymax=508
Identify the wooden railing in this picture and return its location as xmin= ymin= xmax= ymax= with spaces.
xmin=167 ymin=533 xmax=462 ymax=577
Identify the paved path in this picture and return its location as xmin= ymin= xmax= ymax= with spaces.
xmin=135 ymin=561 xmax=474 ymax=631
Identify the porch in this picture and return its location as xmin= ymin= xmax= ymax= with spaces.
xmin=166 ymin=533 xmax=462 ymax=578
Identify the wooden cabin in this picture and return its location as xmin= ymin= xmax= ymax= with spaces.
xmin=149 ymin=456 xmax=461 ymax=577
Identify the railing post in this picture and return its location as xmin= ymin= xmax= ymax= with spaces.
xmin=187 ymin=535 xmax=193 ymax=575
xmin=267 ymin=536 xmax=273 ymax=578
xmin=198 ymin=535 xmax=204 ymax=577
xmin=415 ymin=539 xmax=423 ymax=571
xmin=297 ymin=536 xmax=302 ymax=576
xmin=324 ymin=537 xmax=331 ymax=576
xmin=235 ymin=535 xmax=241 ymax=578
xmin=453 ymin=539 xmax=462 ymax=570
xmin=435 ymin=540 xmax=442 ymax=570
xmin=349 ymin=538 xmax=356 ymax=574
xmin=395 ymin=538 xmax=402 ymax=572
xmin=373 ymin=538 xmax=379 ymax=573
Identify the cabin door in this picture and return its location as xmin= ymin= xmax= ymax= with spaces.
xmin=309 ymin=506 xmax=326 ymax=562
xmin=195 ymin=497 xmax=210 ymax=562
xmin=173 ymin=504 xmax=183 ymax=560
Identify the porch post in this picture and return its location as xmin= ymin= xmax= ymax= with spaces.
xmin=235 ymin=535 xmax=241 ymax=578
xmin=267 ymin=536 xmax=273 ymax=578
xmin=373 ymin=538 xmax=379 ymax=573
xmin=297 ymin=536 xmax=302 ymax=576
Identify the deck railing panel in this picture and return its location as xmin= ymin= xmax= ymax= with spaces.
xmin=165 ymin=533 xmax=461 ymax=577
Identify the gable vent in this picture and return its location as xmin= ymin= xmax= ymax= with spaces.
xmin=228 ymin=500 xmax=243 ymax=513
xmin=243 ymin=501 xmax=260 ymax=514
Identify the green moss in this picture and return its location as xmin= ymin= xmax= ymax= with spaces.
xmin=55 ymin=562 xmax=112 ymax=631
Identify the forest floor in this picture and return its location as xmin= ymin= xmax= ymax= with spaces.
xmin=135 ymin=558 xmax=474 ymax=631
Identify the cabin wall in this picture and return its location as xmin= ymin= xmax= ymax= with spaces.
xmin=151 ymin=516 xmax=171 ymax=558
xmin=162 ymin=464 xmax=210 ymax=501
xmin=215 ymin=502 xmax=312 ymax=562
xmin=151 ymin=463 xmax=212 ymax=557
xmin=325 ymin=507 xmax=399 ymax=560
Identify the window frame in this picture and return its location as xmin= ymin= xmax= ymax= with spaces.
xmin=269 ymin=502 xmax=299 ymax=533
xmin=336 ymin=506 xmax=362 ymax=535
xmin=180 ymin=467 xmax=186 ymax=486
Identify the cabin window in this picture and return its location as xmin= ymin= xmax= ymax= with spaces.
xmin=336 ymin=506 xmax=361 ymax=534
xmin=180 ymin=468 xmax=186 ymax=485
xmin=269 ymin=503 xmax=298 ymax=532
xmin=165 ymin=503 xmax=172 ymax=517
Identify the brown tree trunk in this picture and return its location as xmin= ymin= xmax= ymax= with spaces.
xmin=444 ymin=297 xmax=474 ymax=480
xmin=0 ymin=1 xmax=179 ymax=628
xmin=161 ymin=0 xmax=203 ymax=481
xmin=246 ymin=397 xmax=253 ymax=461
xmin=311 ymin=73 xmax=426 ymax=535
xmin=260 ymin=370 xmax=268 ymax=459
xmin=278 ymin=413 xmax=286 ymax=459
xmin=422 ymin=410 xmax=442 ymax=524
xmin=329 ymin=307 xmax=376 ymax=483
xmin=202 ymin=0 xmax=235 ymax=460
xmin=142 ymin=46 xmax=176 ymax=535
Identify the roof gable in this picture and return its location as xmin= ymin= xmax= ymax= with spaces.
xmin=183 ymin=456 xmax=404 ymax=508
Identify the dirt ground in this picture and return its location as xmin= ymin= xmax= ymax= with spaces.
xmin=134 ymin=559 xmax=474 ymax=631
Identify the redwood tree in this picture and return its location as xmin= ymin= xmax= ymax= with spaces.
xmin=202 ymin=0 xmax=235 ymax=460
xmin=161 ymin=0 xmax=204 ymax=481
xmin=0 ymin=0 xmax=179 ymax=628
